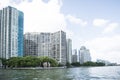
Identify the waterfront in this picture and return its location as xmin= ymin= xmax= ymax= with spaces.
xmin=0 ymin=66 xmax=120 ymax=80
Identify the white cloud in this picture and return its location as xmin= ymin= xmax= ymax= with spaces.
xmin=0 ymin=0 xmax=69 ymax=33
xmin=66 ymin=30 xmax=74 ymax=39
xmin=9 ymin=0 xmax=25 ymax=4
xmin=0 ymin=0 xmax=74 ymax=40
xmin=93 ymin=19 xmax=119 ymax=33
xmin=84 ymin=35 xmax=120 ymax=63
xmin=103 ymin=22 xmax=119 ymax=33
xmin=66 ymin=14 xmax=87 ymax=26
xmin=93 ymin=19 xmax=109 ymax=27
xmin=0 ymin=0 xmax=10 ymax=9
xmin=14 ymin=0 xmax=67 ymax=33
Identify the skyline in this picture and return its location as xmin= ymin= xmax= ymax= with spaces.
xmin=0 ymin=0 xmax=120 ymax=63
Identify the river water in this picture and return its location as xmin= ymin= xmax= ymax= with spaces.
xmin=0 ymin=66 xmax=120 ymax=80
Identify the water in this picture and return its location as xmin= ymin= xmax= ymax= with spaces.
xmin=0 ymin=66 xmax=120 ymax=80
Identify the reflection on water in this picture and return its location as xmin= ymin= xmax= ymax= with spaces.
xmin=0 ymin=66 xmax=120 ymax=80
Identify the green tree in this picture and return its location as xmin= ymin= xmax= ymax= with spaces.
xmin=6 ymin=56 xmax=58 ymax=68
xmin=49 ymin=57 xmax=58 ymax=67
xmin=66 ymin=62 xmax=71 ymax=68
xmin=0 ymin=58 xmax=7 ymax=68
xmin=7 ymin=57 xmax=22 ymax=68
xmin=39 ymin=56 xmax=58 ymax=67
xmin=71 ymin=62 xmax=81 ymax=67
xmin=96 ymin=62 xmax=105 ymax=66
xmin=82 ymin=61 xmax=105 ymax=66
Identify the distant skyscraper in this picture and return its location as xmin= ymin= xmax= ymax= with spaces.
xmin=97 ymin=59 xmax=111 ymax=66
xmin=79 ymin=46 xmax=91 ymax=64
xmin=24 ymin=31 xmax=67 ymax=65
xmin=66 ymin=39 xmax=72 ymax=63
xmin=0 ymin=6 xmax=24 ymax=59
xmin=72 ymin=49 xmax=78 ymax=63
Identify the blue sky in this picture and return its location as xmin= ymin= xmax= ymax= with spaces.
xmin=61 ymin=0 xmax=120 ymax=63
xmin=66 ymin=0 xmax=120 ymax=63
xmin=0 ymin=0 xmax=120 ymax=63
xmin=61 ymin=0 xmax=120 ymax=45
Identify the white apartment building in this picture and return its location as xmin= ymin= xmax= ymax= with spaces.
xmin=24 ymin=31 xmax=67 ymax=65
xmin=79 ymin=46 xmax=91 ymax=64
xmin=24 ymin=33 xmax=38 ymax=56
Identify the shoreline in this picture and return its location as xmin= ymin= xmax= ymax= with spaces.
xmin=1 ymin=65 xmax=119 ymax=70
xmin=12 ymin=67 xmax=66 ymax=70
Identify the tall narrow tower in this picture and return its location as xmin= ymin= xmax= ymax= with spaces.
xmin=51 ymin=31 xmax=67 ymax=65
xmin=66 ymin=39 xmax=72 ymax=63
xmin=0 ymin=6 xmax=24 ymax=59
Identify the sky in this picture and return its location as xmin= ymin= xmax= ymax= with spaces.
xmin=0 ymin=0 xmax=120 ymax=63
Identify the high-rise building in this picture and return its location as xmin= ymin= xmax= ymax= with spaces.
xmin=79 ymin=46 xmax=91 ymax=64
xmin=51 ymin=31 xmax=67 ymax=65
xmin=0 ymin=6 xmax=24 ymax=59
xmin=72 ymin=49 xmax=78 ymax=63
xmin=38 ymin=33 xmax=51 ymax=57
xmin=24 ymin=33 xmax=38 ymax=56
xmin=66 ymin=39 xmax=72 ymax=63
xmin=18 ymin=11 xmax=24 ymax=57
xmin=24 ymin=32 xmax=51 ymax=57
xmin=24 ymin=31 xmax=67 ymax=65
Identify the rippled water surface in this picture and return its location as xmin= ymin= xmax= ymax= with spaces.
xmin=0 ymin=66 xmax=120 ymax=80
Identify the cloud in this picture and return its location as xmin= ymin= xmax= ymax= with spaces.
xmin=0 ymin=0 xmax=74 ymax=40
xmin=9 ymin=0 xmax=25 ymax=4
xmin=66 ymin=14 xmax=87 ymax=26
xmin=0 ymin=0 xmax=74 ymax=39
xmin=0 ymin=0 xmax=68 ymax=33
xmin=85 ymin=35 xmax=120 ymax=63
xmin=93 ymin=19 xmax=109 ymax=27
xmin=103 ymin=22 xmax=119 ymax=33
xmin=0 ymin=0 xmax=10 ymax=9
xmin=93 ymin=19 xmax=119 ymax=33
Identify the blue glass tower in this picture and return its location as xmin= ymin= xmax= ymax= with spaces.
xmin=0 ymin=6 xmax=24 ymax=59
xmin=18 ymin=11 xmax=24 ymax=57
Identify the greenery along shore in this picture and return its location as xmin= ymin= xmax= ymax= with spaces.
xmin=0 ymin=56 xmax=58 ymax=68
xmin=0 ymin=56 xmax=105 ymax=68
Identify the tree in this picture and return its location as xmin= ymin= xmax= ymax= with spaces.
xmin=66 ymin=62 xmax=71 ymax=68
xmin=82 ymin=61 xmax=105 ymax=66
xmin=38 ymin=56 xmax=58 ymax=67
xmin=96 ymin=62 xmax=105 ymax=66
xmin=7 ymin=57 xmax=22 ymax=68
xmin=71 ymin=62 xmax=81 ymax=67
xmin=6 ymin=56 xmax=58 ymax=68
xmin=0 ymin=58 xmax=7 ymax=68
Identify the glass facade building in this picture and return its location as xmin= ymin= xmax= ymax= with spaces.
xmin=66 ymin=39 xmax=72 ymax=63
xmin=18 ymin=11 xmax=24 ymax=57
xmin=0 ymin=6 xmax=24 ymax=59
